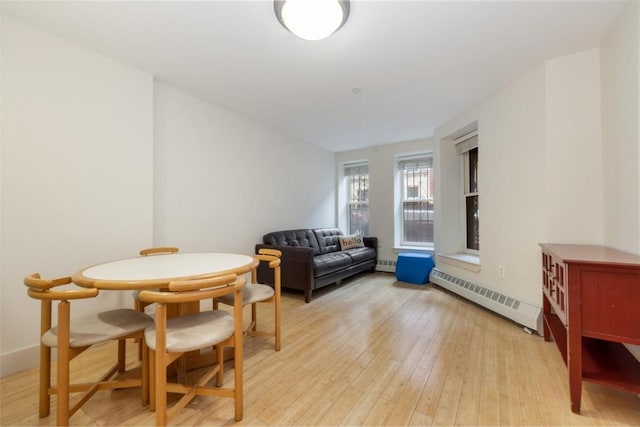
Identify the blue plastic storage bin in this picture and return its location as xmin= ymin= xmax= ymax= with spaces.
xmin=396 ymin=252 xmax=435 ymax=285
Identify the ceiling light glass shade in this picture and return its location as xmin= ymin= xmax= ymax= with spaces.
xmin=274 ymin=0 xmax=350 ymax=41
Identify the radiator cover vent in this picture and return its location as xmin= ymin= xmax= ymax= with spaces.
xmin=376 ymin=259 xmax=396 ymax=273
xmin=430 ymin=268 xmax=542 ymax=334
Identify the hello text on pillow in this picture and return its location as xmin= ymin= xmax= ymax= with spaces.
xmin=339 ymin=233 xmax=365 ymax=250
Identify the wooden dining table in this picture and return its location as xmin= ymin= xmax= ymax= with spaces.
xmin=73 ymin=252 xmax=259 ymax=290
xmin=72 ymin=252 xmax=259 ymax=369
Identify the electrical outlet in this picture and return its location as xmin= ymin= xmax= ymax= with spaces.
xmin=498 ymin=265 xmax=505 ymax=277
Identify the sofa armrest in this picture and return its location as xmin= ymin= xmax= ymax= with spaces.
xmin=255 ymin=243 xmax=316 ymax=301
xmin=363 ymin=237 xmax=378 ymax=250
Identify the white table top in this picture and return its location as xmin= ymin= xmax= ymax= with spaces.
xmin=73 ymin=252 xmax=258 ymax=290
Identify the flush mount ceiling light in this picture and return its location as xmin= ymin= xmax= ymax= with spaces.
xmin=274 ymin=0 xmax=350 ymax=41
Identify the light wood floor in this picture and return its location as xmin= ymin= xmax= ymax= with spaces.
xmin=2 ymin=272 xmax=639 ymax=426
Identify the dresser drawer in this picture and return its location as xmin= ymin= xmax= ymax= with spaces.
xmin=542 ymin=252 xmax=567 ymax=325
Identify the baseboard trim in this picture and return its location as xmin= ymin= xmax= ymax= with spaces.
xmin=1 ymin=345 xmax=40 ymax=378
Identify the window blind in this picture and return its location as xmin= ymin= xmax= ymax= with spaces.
xmin=455 ymin=135 xmax=478 ymax=155
xmin=344 ymin=162 xmax=368 ymax=176
xmin=398 ymin=156 xmax=432 ymax=171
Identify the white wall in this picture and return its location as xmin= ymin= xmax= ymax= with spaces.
xmin=600 ymin=0 xmax=640 ymax=361
xmin=545 ymin=49 xmax=604 ymax=244
xmin=434 ymin=48 xmax=603 ymax=308
xmin=435 ymin=64 xmax=548 ymax=306
xmin=335 ymin=138 xmax=434 ymax=267
xmin=601 ymin=0 xmax=640 ymax=255
xmin=0 ymin=17 xmax=154 ymax=376
xmin=153 ymin=82 xmax=335 ymax=255
xmin=0 ymin=16 xmax=335 ymax=378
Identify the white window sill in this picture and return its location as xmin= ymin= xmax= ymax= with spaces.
xmin=393 ymin=246 xmax=434 ymax=254
xmin=437 ymin=253 xmax=481 ymax=272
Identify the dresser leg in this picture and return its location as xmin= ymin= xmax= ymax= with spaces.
xmin=569 ymin=367 xmax=582 ymax=414
xmin=542 ymin=298 xmax=552 ymax=341
xmin=570 ymin=396 xmax=581 ymax=414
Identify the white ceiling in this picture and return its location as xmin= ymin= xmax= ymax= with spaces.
xmin=1 ymin=0 xmax=624 ymax=152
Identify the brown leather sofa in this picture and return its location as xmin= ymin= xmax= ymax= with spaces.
xmin=255 ymin=228 xmax=378 ymax=302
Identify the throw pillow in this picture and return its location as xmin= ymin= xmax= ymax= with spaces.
xmin=339 ymin=233 xmax=365 ymax=250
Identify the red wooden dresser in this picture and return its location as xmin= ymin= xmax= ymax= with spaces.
xmin=539 ymin=243 xmax=640 ymax=413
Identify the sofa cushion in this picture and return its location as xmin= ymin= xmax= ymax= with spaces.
xmin=313 ymin=228 xmax=344 ymax=254
xmin=263 ymin=229 xmax=320 ymax=255
xmin=339 ymin=233 xmax=365 ymax=250
xmin=313 ymin=252 xmax=352 ymax=277
xmin=343 ymin=246 xmax=376 ymax=264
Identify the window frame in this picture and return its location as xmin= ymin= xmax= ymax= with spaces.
xmin=457 ymin=133 xmax=479 ymax=254
xmin=343 ymin=161 xmax=369 ymax=236
xmin=396 ymin=152 xmax=434 ymax=248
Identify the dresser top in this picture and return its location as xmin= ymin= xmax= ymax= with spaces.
xmin=539 ymin=244 xmax=640 ymax=267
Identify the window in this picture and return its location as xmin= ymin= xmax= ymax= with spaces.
xmin=398 ymin=154 xmax=434 ymax=246
xmin=457 ymin=134 xmax=479 ymax=251
xmin=344 ymin=162 xmax=369 ymax=235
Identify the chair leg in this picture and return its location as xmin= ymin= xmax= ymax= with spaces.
xmin=234 ymin=345 xmax=243 ymax=422
xmin=57 ymin=301 xmax=71 ymax=427
xmin=176 ymin=354 xmax=187 ymax=385
xmin=155 ymin=305 xmax=168 ymax=426
xmin=149 ymin=349 xmax=156 ymax=412
xmin=135 ymin=299 xmax=148 ymax=361
xmin=233 ymin=290 xmax=243 ymax=422
xmin=118 ymin=339 xmax=126 ymax=373
xmin=39 ymin=300 xmax=52 ymax=418
xmin=274 ymin=265 xmax=282 ymax=351
xmin=155 ymin=348 xmax=167 ymax=426
xmin=39 ymin=343 xmax=51 ymax=418
xmin=251 ymin=303 xmax=257 ymax=332
xmin=215 ymin=343 xmax=224 ymax=387
xmin=141 ymin=337 xmax=149 ymax=407
xmin=275 ymin=296 xmax=281 ymax=352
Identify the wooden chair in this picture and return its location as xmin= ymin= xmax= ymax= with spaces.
xmin=216 ymin=248 xmax=282 ymax=351
xmin=133 ymin=247 xmax=179 ymax=360
xmin=134 ymin=247 xmax=180 ymax=314
xmin=138 ymin=273 xmax=245 ymax=426
xmin=24 ymin=273 xmax=153 ymax=426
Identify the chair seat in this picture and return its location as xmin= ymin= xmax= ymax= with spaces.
xmin=218 ymin=284 xmax=274 ymax=306
xmin=42 ymin=308 xmax=153 ymax=348
xmin=144 ymin=310 xmax=234 ymax=353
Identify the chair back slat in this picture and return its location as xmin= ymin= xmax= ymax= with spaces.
xmin=168 ymin=273 xmax=238 ymax=292
xmin=139 ymin=247 xmax=179 ymax=256
xmin=258 ymin=248 xmax=282 ymax=257
xmin=24 ymin=273 xmax=71 ymax=290
xmin=139 ymin=275 xmax=245 ymax=304
xmin=27 ymin=288 xmax=98 ymax=300
xmin=24 ymin=273 xmax=98 ymax=300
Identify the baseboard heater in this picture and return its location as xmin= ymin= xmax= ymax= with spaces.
xmin=376 ymin=259 xmax=397 ymax=273
xmin=429 ymin=268 xmax=542 ymax=334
